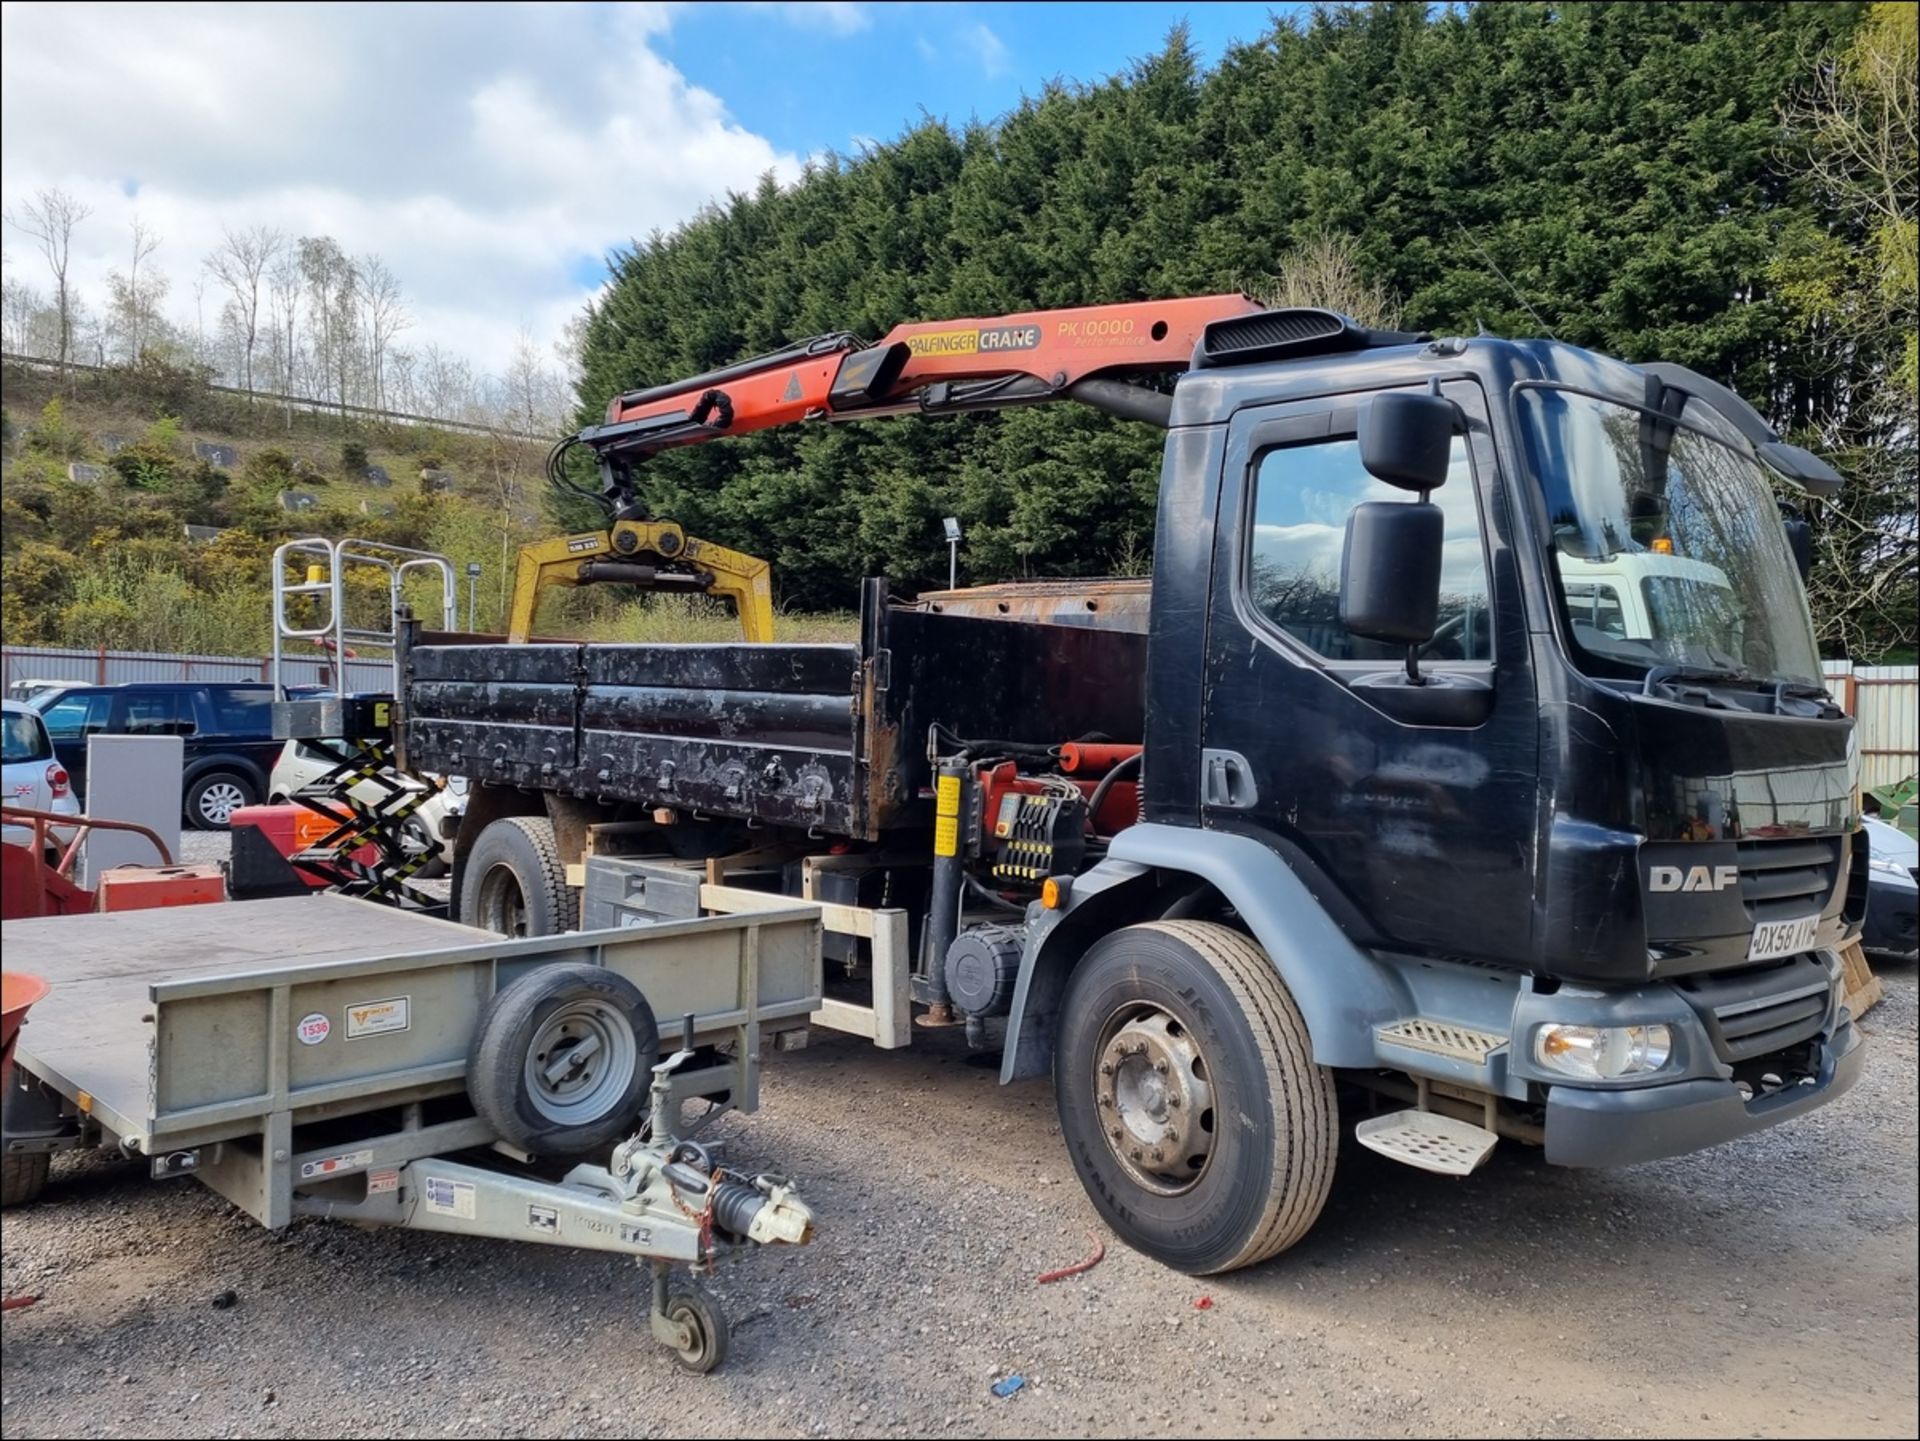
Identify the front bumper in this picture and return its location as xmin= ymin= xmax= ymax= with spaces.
xmin=1543 ymin=1011 xmax=1862 ymax=1167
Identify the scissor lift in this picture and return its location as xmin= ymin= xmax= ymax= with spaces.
xmin=269 ymin=538 xmax=458 ymax=907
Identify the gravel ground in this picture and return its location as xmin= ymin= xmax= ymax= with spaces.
xmin=3 ymin=845 xmax=1914 ymax=1440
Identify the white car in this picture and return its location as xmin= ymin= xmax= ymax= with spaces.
xmin=268 ymin=739 xmax=465 ymax=876
xmin=2 ymin=699 xmax=81 ymax=858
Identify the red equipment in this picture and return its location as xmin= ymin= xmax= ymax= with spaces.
xmin=94 ymin=864 xmax=227 ymax=913
xmin=0 ymin=806 xmax=175 ymax=921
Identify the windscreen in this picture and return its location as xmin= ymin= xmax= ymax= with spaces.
xmin=1516 ymin=386 xmax=1822 ymax=687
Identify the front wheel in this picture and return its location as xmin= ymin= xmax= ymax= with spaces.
xmin=664 ymin=1291 xmax=729 ymax=1374
xmin=1054 ymin=920 xmax=1337 ymax=1274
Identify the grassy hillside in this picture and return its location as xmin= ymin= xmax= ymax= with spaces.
xmin=0 ymin=358 xmax=852 ymax=653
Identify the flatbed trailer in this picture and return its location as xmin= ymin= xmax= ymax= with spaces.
xmin=1 ymin=893 xmax=824 ymax=1370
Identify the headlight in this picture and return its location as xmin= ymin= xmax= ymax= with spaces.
xmin=1534 ymin=1023 xmax=1672 ymax=1080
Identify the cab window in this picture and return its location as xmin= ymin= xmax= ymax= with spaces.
xmin=1245 ymin=434 xmax=1491 ymax=661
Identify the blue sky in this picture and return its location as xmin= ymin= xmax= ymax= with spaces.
xmin=2 ymin=2 xmax=1302 ymax=377
xmin=665 ymin=3 xmax=1295 ymax=159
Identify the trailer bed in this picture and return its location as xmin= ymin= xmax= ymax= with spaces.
xmin=4 ymin=893 xmax=821 ymax=1165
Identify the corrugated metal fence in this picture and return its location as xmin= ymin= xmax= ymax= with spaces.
xmin=4 ymin=644 xmax=1914 ymax=787
xmin=1824 ymin=662 xmax=1919 ymax=791
xmin=2 ymin=645 xmax=395 ymax=693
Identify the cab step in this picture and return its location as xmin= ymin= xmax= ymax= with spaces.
xmin=1354 ymin=1109 xmax=1498 ymax=1176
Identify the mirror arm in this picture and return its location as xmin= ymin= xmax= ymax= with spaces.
xmin=1401 ymin=482 xmax=1435 ymax=687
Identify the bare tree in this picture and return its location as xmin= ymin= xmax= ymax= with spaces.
xmin=105 ymin=214 xmax=166 ymax=365
xmin=266 ymin=253 xmax=303 ymax=428
xmin=4 ymin=187 xmax=92 ymax=380
xmin=357 ymin=254 xmax=409 ymax=411
xmin=297 ymin=235 xmax=356 ymax=405
xmin=503 ymin=324 xmax=566 ymax=435
xmin=2 ymin=275 xmax=44 ymax=354
xmin=204 ymin=224 xmax=284 ymax=396
xmin=1245 ymin=230 xmax=1405 ymax=330
xmin=419 ymin=341 xmax=477 ymax=420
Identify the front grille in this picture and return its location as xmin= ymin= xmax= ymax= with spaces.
xmin=1736 ymin=836 xmax=1841 ymax=926
xmin=1674 ymin=954 xmax=1834 ymax=1064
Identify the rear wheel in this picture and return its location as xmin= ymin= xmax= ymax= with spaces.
xmin=1054 ymin=920 xmax=1337 ymax=1274
xmin=186 ymin=770 xmax=256 ymax=830
xmin=459 ymin=815 xmax=576 ymax=936
xmin=1 ymin=1152 xmax=50 ymax=1208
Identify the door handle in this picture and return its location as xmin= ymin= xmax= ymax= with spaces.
xmin=1202 ymin=748 xmax=1259 ymax=809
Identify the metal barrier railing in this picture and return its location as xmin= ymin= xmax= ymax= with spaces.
xmin=271 ymin=538 xmax=456 ymax=698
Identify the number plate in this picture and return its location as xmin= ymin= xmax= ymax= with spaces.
xmin=1747 ymin=912 xmax=1821 ymax=962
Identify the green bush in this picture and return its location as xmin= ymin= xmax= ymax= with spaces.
xmin=339 ymin=440 xmax=369 ymax=476
xmin=23 ymin=398 xmax=88 ymax=462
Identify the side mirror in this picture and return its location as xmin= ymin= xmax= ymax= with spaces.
xmin=1341 ymin=500 xmax=1445 ymax=646
xmin=1780 ymin=508 xmax=1813 ymax=583
xmin=1359 ymin=392 xmax=1459 ymax=493
xmin=1759 ymin=441 xmax=1843 ymax=498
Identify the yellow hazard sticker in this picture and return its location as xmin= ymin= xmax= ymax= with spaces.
xmin=934 ymin=816 xmax=960 ymax=857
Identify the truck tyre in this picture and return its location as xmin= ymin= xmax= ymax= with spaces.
xmin=460 ymin=816 xmax=577 ymax=937
xmin=1054 ymin=920 xmax=1337 ymax=1274
xmin=186 ymin=770 xmax=257 ymax=830
xmin=467 ymin=962 xmax=659 ymax=1156
xmin=1 ymin=1152 xmax=50 ymax=1208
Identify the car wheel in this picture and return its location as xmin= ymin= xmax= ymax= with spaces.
xmin=403 ymin=815 xmax=450 ymax=880
xmin=186 ymin=771 xmax=257 ymax=830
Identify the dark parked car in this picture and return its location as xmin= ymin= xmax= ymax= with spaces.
xmin=30 ymin=682 xmax=291 ymax=829
xmin=1861 ymin=816 xmax=1918 ymax=961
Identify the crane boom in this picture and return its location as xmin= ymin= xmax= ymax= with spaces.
xmin=519 ymin=293 xmax=1266 ymax=645
xmin=579 ymin=293 xmax=1266 ymax=477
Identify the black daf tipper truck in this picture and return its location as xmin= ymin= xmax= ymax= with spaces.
xmin=356 ymin=305 xmax=1864 ymax=1275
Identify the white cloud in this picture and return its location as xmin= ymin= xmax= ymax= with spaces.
xmin=0 ymin=2 xmax=799 ymax=384
xmin=744 ymin=1 xmax=870 ymax=35
xmin=965 ymin=23 xmax=1011 ymax=79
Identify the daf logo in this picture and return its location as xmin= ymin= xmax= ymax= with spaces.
xmin=1649 ymin=864 xmax=1740 ymax=893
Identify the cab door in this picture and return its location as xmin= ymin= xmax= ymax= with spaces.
xmin=1197 ymin=380 xmax=1540 ymax=962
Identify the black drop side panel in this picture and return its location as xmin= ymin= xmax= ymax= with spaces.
xmin=577 ymin=644 xmax=863 ymax=833
xmin=405 ymin=639 xmax=866 ymax=834
xmin=878 ymin=606 xmax=1147 ymax=816
xmin=407 ymin=643 xmax=582 ymax=787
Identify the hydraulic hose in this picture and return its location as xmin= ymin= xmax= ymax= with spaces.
xmin=1085 ymin=751 xmax=1143 ymax=835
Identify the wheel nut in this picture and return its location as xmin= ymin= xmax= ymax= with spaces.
xmin=1130 ymin=1146 xmax=1143 ymax=1160
xmin=1109 ymin=1126 xmax=1122 ymax=1140
xmin=1099 ymin=1061 xmax=1114 ymax=1077
xmin=1099 ymin=1094 xmax=1113 ymax=1109
xmin=1154 ymin=1059 xmax=1169 ymax=1075
xmin=1166 ymin=1094 xmax=1181 ymax=1109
